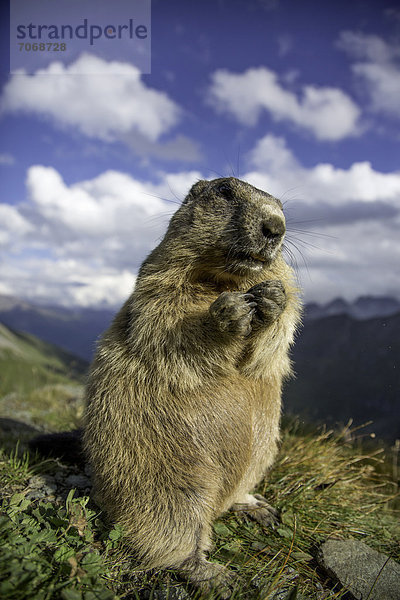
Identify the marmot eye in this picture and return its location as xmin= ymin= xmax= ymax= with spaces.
xmin=217 ymin=184 xmax=232 ymax=198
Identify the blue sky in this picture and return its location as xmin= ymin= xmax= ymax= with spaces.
xmin=1 ymin=0 xmax=400 ymax=307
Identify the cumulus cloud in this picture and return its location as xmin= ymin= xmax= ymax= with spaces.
xmin=246 ymin=134 xmax=400 ymax=204
xmin=282 ymin=200 xmax=398 ymax=227
xmin=0 ymin=254 xmax=137 ymax=309
xmin=1 ymin=167 xmax=201 ymax=307
xmin=207 ymin=67 xmax=361 ymax=140
xmin=282 ymin=217 xmax=400 ymax=303
xmin=2 ymin=141 xmax=400 ymax=307
xmin=26 ymin=166 xmax=167 ymax=238
xmin=337 ymin=31 xmax=398 ymax=62
xmin=1 ymin=53 xmax=180 ymax=143
xmin=243 ymin=135 xmax=400 ymax=302
xmin=0 ymin=203 xmax=33 ymax=246
xmin=337 ymin=31 xmax=400 ymax=118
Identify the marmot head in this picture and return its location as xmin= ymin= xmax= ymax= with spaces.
xmin=166 ymin=177 xmax=286 ymax=281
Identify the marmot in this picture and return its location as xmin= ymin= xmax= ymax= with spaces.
xmin=83 ymin=177 xmax=302 ymax=595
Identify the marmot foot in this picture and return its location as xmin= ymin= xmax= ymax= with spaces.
xmin=180 ymin=556 xmax=236 ymax=599
xmin=231 ymin=493 xmax=280 ymax=528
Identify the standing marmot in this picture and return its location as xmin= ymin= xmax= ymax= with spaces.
xmin=83 ymin=177 xmax=302 ymax=595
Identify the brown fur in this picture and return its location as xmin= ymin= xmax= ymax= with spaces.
xmin=83 ymin=177 xmax=302 ymax=595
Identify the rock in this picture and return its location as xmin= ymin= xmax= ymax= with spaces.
xmin=64 ymin=474 xmax=91 ymax=490
xmin=27 ymin=474 xmax=58 ymax=498
xmin=317 ymin=538 xmax=400 ymax=600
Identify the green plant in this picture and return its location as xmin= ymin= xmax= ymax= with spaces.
xmin=0 ymin=443 xmax=31 ymax=489
xmin=0 ymin=489 xmax=119 ymax=600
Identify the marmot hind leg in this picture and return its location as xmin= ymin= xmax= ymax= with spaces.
xmin=178 ymin=550 xmax=235 ymax=599
xmin=120 ymin=498 xmax=235 ymax=597
xmin=171 ymin=519 xmax=235 ymax=598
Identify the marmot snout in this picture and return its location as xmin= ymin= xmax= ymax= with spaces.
xmin=83 ymin=176 xmax=302 ymax=597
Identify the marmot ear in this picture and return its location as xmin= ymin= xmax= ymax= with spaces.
xmin=182 ymin=179 xmax=209 ymax=205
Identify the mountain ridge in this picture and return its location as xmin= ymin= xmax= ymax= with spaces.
xmin=284 ymin=311 xmax=399 ymax=442
xmin=0 ymin=294 xmax=115 ymax=360
xmin=305 ymin=295 xmax=400 ymax=321
xmin=1 ymin=293 xmax=399 ymax=360
xmin=0 ymin=322 xmax=87 ymax=436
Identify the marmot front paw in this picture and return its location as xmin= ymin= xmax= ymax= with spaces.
xmin=246 ymin=280 xmax=287 ymax=326
xmin=209 ymin=291 xmax=257 ymax=336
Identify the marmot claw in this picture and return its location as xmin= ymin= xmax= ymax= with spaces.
xmin=246 ymin=279 xmax=287 ymax=326
xmin=209 ymin=291 xmax=257 ymax=336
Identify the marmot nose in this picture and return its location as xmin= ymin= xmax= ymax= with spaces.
xmin=261 ymin=218 xmax=285 ymax=242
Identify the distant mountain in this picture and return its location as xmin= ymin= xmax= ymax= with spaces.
xmin=0 ymin=323 xmax=88 ymax=437
xmin=0 ymin=295 xmax=114 ymax=360
xmin=1 ymin=293 xmax=399 ymax=361
xmin=284 ymin=312 xmax=400 ymax=442
xmin=305 ymin=295 xmax=400 ymax=321
xmin=0 ymin=322 xmax=88 ymax=393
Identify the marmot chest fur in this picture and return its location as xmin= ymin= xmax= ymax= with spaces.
xmin=83 ymin=176 xmax=302 ymax=595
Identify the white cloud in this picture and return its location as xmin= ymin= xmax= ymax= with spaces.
xmin=26 ymin=166 xmax=167 ymax=237
xmin=283 ymin=217 xmax=400 ymax=303
xmin=352 ymin=63 xmax=400 ymax=117
xmin=337 ymin=31 xmax=400 ymax=118
xmin=243 ymin=134 xmax=400 ymax=302
xmin=1 ymin=53 xmax=180 ymax=142
xmin=247 ymin=134 xmax=400 ymax=204
xmin=0 ymin=254 xmax=137 ymax=308
xmin=2 ymin=142 xmax=400 ymax=307
xmin=336 ymin=31 xmax=398 ymax=63
xmin=24 ymin=165 xmax=202 ymax=265
xmin=0 ymin=203 xmax=33 ymax=246
xmin=207 ymin=67 xmax=361 ymax=140
xmin=0 ymin=166 xmax=201 ymax=307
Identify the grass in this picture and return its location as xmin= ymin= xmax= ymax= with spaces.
xmin=0 ymin=324 xmax=87 ymax=396
xmin=0 ymin=323 xmax=86 ymax=449
xmin=0 ymin=423 xmax=398 ymax=600
xmin=207 ymin=422 xmax=400 ymax=599
xmin=1 ymin=382 xmax=84 ymax=434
